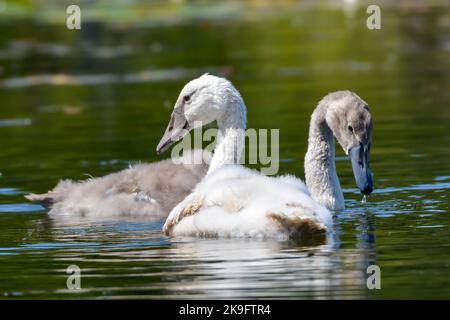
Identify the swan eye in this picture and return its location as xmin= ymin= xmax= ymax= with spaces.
xmin=183 ymin=95 xmax=191 ymax=103
xmin=348 ymin=125 xmax=354 ymax=133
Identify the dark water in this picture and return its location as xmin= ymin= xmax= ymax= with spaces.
xmin=0 ymin=3 xmax=449 ymax=299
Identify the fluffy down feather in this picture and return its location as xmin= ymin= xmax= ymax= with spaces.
xmin=163 ymin=165 xmax=332 ymax=241
xmin=26 ymin=150 xmax=211 ymax=219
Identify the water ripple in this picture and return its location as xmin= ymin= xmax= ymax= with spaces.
xmin=0 ymin=203 xmax=45 ymax=213
xmin=0 ymin=118 xmax=32 ymax=127
xmin=0 ymin=66 xmax=232 ymax=88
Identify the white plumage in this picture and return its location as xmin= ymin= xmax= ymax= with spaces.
xmin=165 ymin=165 xmax=332 ymax=241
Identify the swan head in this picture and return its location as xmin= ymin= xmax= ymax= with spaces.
xmin=157 ymin=74 xmax=243 ymax=154
xmin=324 ymin=91 xmax=374 ymax=195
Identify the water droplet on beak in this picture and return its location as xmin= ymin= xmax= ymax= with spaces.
xmin=361 ymin=195 xmax=368 ymax=204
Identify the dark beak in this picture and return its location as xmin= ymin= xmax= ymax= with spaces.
xmin=349 ymin=143 xmax=373 ymax=195
xmin=156 ymin=109 xmax=190 ymax=155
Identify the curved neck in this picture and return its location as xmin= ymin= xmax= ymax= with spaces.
xmin=207 ymin=97 xmax=247 ymax=175
xmin=304 ymin=103 xmax=344 ymax=210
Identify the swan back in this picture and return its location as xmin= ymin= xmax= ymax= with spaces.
xmin=164 ymin=165 xmax=332 ymax=241
xmin=26 ymin=149 xmax=211 ymax=220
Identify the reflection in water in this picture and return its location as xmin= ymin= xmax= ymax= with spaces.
xmin=48 ymin=213 xmax=165 ymax=228
xmin=161 ymin=239 xmax=359 ymax=299
xmin=39 ymin=211 xmax=377 ymax=299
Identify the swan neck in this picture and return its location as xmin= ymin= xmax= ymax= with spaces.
xmin=305 ymin=103 xmax=344 ymax=210
xmin=207 ymin=98 xmax=247 ymax=175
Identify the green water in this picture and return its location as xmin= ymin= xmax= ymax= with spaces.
xmin=0 ymin=2 xmax=449 ymax=299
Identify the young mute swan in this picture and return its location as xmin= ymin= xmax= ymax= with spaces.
xmin=157 ymin=74 xmax=373 ymax=241
xmin=26 ymin=150 xmax=210 ymax=219
xmin=26 ymin=106 xmax=212 ymax=218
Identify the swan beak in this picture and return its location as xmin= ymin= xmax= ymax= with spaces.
xmin=156 ymin=110 xmax=190 ymax=154
xmin=349 ymin=143 xmax=373 ymax=195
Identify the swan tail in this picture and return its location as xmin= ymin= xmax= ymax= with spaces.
xmin=25 ymin=192 xmax=56 ymax=208
xmin=25 ymin=179 xmax=76 ymax=208
xmin=267 ymin=213 xmax=327 ymax=243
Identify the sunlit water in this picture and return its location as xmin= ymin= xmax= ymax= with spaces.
xmin=0 ymin=3 xmax=449 ymax=299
